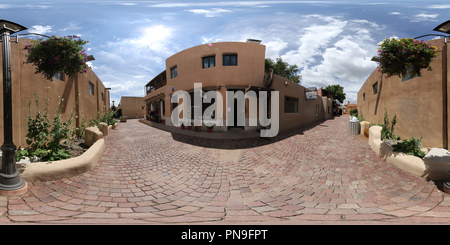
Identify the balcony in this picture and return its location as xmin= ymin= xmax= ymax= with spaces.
xmin=145 ymin=70 xmax=167 ymax=95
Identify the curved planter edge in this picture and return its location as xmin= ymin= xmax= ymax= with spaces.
xmin=19 ymin=139 xmax=106 ymax=182
xmin=369 ymin=126 xmax=450 ymax=180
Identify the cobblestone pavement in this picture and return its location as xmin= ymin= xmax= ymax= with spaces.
xmin=2 ymin=116 xmax=450 ymax=224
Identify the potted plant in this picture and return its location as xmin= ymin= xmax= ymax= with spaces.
xmin=180 ymin=121 xmax=185 ymax=130
xmin=120 ymin=116 xmax=127 ymax=122
xmin=23 ymin=35 xmax=91 ymax=81
xmin=206 ymin=122 xmax=214 ymax=133
xmin=376 ymin=37 xmax=438 ymax=78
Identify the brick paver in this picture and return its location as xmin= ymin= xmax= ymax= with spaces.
xmin=4 ymin=116 xmax=450 ymax=224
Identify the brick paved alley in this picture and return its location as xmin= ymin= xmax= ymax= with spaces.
xmin=3 ymin=116 xmax=450 ymax=224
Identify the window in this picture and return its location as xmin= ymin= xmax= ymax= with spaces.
xmin=402 ymin=66 xmax=419 ymax=82
xmin=316 ymin=105 xmax=319 ymax=118
xmin=202 ymin=56 xmax=215 ymax=68
xmin=284 ymin=96 xmax=298 ymax=113
xmin=171 ymin=66 xmax=178 ymax=78
xmin=373 ymin=83 xmax=378 ymax=95
xmin=101 ymin=92 xmax=104 ymax=101
xmin=363 ymin=93 xmax=365 ymax=101
xmin=223 ymin=54 xmax=237 ymax=66
xmin=52 ymin=71 xmax=64 ymax=81
xmin=89 ymin=82 xmax=94 ymax=95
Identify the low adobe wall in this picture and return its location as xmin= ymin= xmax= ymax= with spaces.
xmin=19 ymin=122 xmax=118 ymax=182
xmin=369 ymin=126 xmax=450 ymax=180
xmin=20 ymin=139 xmax=105 ymax=182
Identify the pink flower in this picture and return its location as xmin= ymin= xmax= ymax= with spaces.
xmin=54 ymin=56 xmax=59 ymax=60
xmin=48 ymin=61 xmax=52 ymax=64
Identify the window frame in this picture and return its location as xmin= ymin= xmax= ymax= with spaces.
xmin=89 ymin=82 xmax=94 ymax=95
xmin=223 ymin=54 xmax=238 ymax=66
xmin=402 ymin=66 xmax=419 ymax=82
xmin=284 ymin=96 xmax=298 ymax=113
xmin=171 ymin=66 xmax=178 ymax=79
xmin=202 ymin=56 xmax=215 ymax=69
xmin=372 ymin=83 xmax=378 ymax=95
xmin=52 ymin=71 xmax=64 ymax=81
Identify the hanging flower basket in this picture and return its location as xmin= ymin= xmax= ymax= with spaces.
xmin=376 ymin=38 xmax=438 ymax=78
xmin=23 ymin=35 xmax=90 ymax=81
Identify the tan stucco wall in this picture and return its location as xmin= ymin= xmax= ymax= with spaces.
xmin=119 ymin=96 xmax=145 ymax=118
xmin=0 ymin=38 xmax=109 ymax=148
xmin=272 ymin=74 xmax=332 ymax=132
xmin=357 ymin=38 xmax=448 ymax=149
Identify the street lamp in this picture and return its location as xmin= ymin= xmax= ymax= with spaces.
xmin=0 ymin=20 xmax=27 ymax=194
xmin=434 ymin=20 xmax=450 ymax=35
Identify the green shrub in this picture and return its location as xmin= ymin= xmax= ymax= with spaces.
xmin=17 ymin=89 xmax=77 ymax=161
xmin=350 ymin=108 xmax=358 ymax=117
xmin=393 ymin=134 xmax=425 ymax=158
xmin=382 ymin=105 xmax=398 ymax=140
xmin=100 ymin=109 xmax=117 ymax=126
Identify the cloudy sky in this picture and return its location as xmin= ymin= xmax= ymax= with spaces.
xmin=4 ymin=0 xmax=450 ymax=104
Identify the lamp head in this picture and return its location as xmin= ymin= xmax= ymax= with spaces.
xmin=0 ymin=19 xmax=27 ymax=34
xmin=434 ymin=20 xmax=450 ymax=34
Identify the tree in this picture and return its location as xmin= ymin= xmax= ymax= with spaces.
xmin=265 ymin=57 xmax=302 ymax=84
xmin=325 ymin=84 xmax=346 ymax=105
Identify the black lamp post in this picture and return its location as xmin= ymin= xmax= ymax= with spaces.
xmin=0 ymin=20 xmax=27 ymax=192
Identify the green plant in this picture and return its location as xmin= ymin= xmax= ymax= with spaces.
xmin=350 ymin=108 xmax=358 ymax=117
xmin=376 ymin=37 xmax=438 ymax=78
xmin=89 ymin=111 xmax=101 ymax=127
xmin=23 ymin=35 xmax=90 ymax=81
xmin=100 ymin=108 xmax=117 ymax=126
xmin=16 ymin=89 xmax=78 ymax=162
xmin=76 ymin=110 xmax=88 ymax=138
xmin=46 ymin=96 xmax=77 ymax=161
xmin=25 ymin=90 xmax=51 ymax=151
xmin=358 ymin=113 xmax=365 ymax=122
xmin=393 ymin=134 xmax=425 ymax=158
xmin=381 ymin=105 xmax=398 ymax=140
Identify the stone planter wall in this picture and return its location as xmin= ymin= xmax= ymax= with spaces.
xmin=369 ymin=126 xmax=450 ymax=180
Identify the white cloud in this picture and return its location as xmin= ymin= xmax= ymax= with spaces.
xmin=202 ymin=36 xmax=223 ymax=44
xmin=97 ymin=51 xmax=125 ymax=63
xmin=389 ymin=12 xmax=401 ymax=15
xmin=27 ymin=25 xmax=52 ymax=35
xmin=59 ymin=22 xmax=82 ymax=32
xmin=411 ymin=13 xmax=438 ymax=22
xmin=281 ymin=15 xmax=347 ymax=68
xmin=426 ymin=5 xmax=450 ymax=9
xmin=187 ymin=8 xmax=232 ymax=17
xmin=301 ymin=38 xmax=377 ymax=87
xmin=129 ymin=25 xmax=171 ymax=51
xmin=264 ymin=38 xmax=288 ymax=58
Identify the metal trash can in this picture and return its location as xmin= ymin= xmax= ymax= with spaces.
xmin=349 ymin=116 xmax=360 ymax=136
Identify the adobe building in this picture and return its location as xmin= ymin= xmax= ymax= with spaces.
xmin=144 ymin=40 xmax=334 ymax=133
xmin=339 ymin=101 xmax=357 ymax=116
xmin=357 ymin=38 xmax=449 ymax=149
xmin=116 ymin=96 xmax=145 ymax=119
xmin=0 ymin=38 xmax=110 ymax=148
